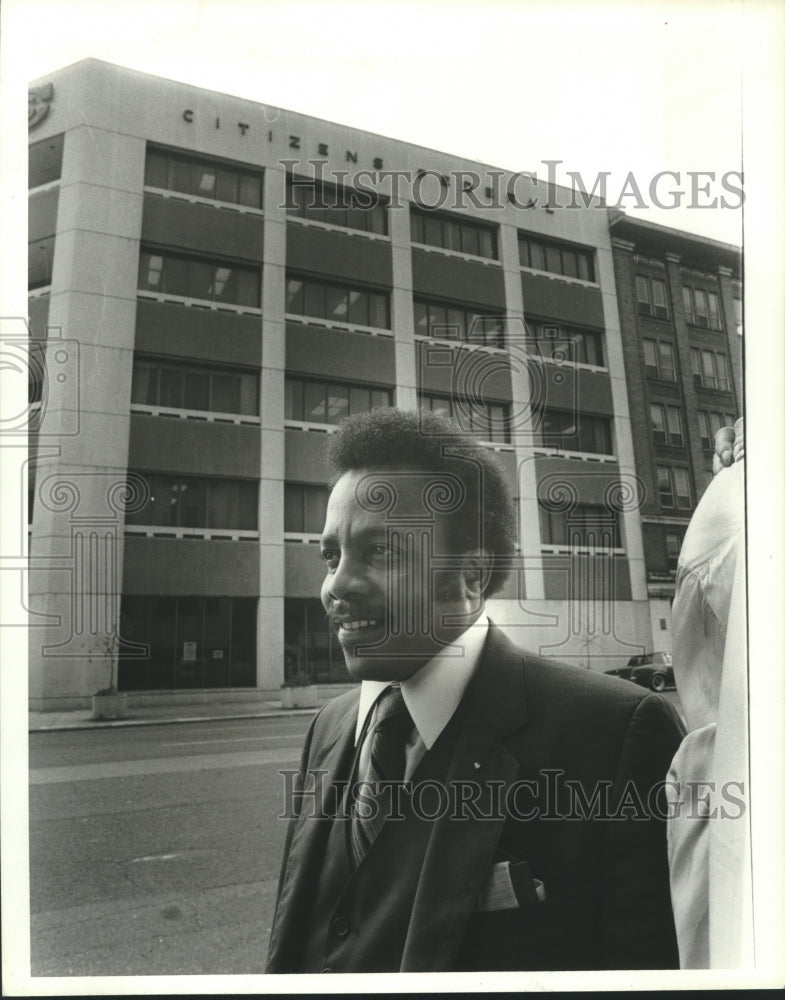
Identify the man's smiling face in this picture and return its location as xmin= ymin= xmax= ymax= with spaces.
xmin=319 ymin=468 xmax=475 ymax=682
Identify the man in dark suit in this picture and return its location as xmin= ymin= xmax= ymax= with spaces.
xmin=266 ymin=408 xmax=684 ymax=973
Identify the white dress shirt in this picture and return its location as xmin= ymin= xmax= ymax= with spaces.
xmin=354 ymin=614 xmax=489 ymax=782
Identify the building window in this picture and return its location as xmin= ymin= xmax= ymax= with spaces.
xmin=284 ymin=597 xmax=350 ymax=684
xmin=29 ymin=133 xmax=64 ymax=189
xmin=414 ymin=297 xmax=504 ymax=347
xmin=657 ymin=465 xmax=692 ymax=510
xmin=284 ymin=483 xmax=329 ymax=534
xmin=698 ymin=409 xmax=736 ymax=451
xmin=285 ymin=376 xmax=392 ymax=424
xmin=683 ymin=284 xmax=722 ymax=331
xmin=536 ymin=408 xmax=613 ymax=455
xmin=419 ymin=392 xmax=511 ymax=444
xmin=665 ymin=531 xmax=683 ymax=574
xmin=125 ymin=473 xmax=258 ymax=530
xmin=286 ymin=273 xmax=390 ymax=329
xmin=539 ymin=502 xmax=620 ymax=548
xmin=642 ymin=338 xmax=676 ymax=381
xmin=28 ymin=236 xmax=55 ymax=289
xmin=410 ymin=207 xmax=498 ymax=260
xmin=527 ymin=321 xmax=604 ymax=367
xmin=286 ymin=173 xmax=387 ymax=234
xmin=145 ymin=146 xmax=263 ymax=209
xmin=690 ymin=347 xmax=730 ymax=391
xmin=138 ymin=248 xmax=261 ymax=307
xmin=636 ymin=275 xmax=669 ymax=319
xmin=132 ymin=359 xmax=259 ymax=416
xmin=650 ymin=403 xmax=684 ymax=447
xmin=519 ymin=233 xmax=595 ymax=282
xmin=118 ymin=595 xmax=257 ymax=690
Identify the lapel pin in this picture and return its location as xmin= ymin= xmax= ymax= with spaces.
xmin=473 ymin=761 xmax=481 ymax=770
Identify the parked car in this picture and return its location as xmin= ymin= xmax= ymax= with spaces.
xmin=605 ymin=652 xmax=675 ymax=692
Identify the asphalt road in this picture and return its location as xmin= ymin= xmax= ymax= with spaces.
xmin=29 ymin=716 xmax=311 ymax=976
xmin=28 ymin=687 xmax=683 ymax=978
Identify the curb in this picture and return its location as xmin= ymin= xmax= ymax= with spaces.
xmin=29 ymin=706 xmax=322 ymax=733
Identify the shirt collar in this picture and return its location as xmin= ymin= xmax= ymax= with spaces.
xmin=354 ymin=614 xmax=489 ymax=750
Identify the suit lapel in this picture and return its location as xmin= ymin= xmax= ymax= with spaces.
xmin=401 ymin=625 xmax=528 ymax=971
xmin=266 ymin=695 xmax=358 ymax=968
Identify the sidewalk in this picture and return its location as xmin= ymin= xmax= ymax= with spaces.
xmin=29 ymin=697 xmax=327 ymax=733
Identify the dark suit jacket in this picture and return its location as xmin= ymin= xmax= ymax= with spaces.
xmin=266 ymin=624 xmax=685 ymax=972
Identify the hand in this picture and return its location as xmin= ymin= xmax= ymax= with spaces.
xmin=712 ymin=417 xmax=744 ymax=474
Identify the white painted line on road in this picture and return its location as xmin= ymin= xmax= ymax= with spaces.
xmin=131 ymin=853 xmax=181 ymax=863
xmin=29 ymin=747 xmax=300 ymax=785
xmin=160 ymin=735 xmax=301 ymax=748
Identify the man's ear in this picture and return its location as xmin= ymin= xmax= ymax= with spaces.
xmin=461 ymin=548 xmax=493 ymax=600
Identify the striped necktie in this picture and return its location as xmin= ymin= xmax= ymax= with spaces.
xmin=351 ymin=685 xmax=412 ymax=867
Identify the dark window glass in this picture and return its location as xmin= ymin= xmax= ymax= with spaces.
xmin=194 ymin=165 xmax=217 ymax=197
xmin=561 ymin=250 xmax=578 ymax=278
xmin=666 ymin=407 xmax=684 ymax=446
xmin=650 ymin=403 xmax=666 ymax=445
xmin=145 ymin=147 xmax=263 ymax=209
xmin=286 ymin=278 xmax=305 ymax=314
xmin=139 ymin=252 xmax=164 ymax=290
xmin=347 ymin=289 xmax=369 ymax=326
xmin=184 ymin=371 xmax=210 ymax=411
xmin=131 ymin=362 xmax=156 ymax=405
xmin=658 ymin=342 xmax=675 ymax=381
xmin=285 ymin=378 xmax=303 ymax=420
xmin=284 ymin=484 xmax=329 ymax=533
xmin=211 ymin=373 xmax=240 ymax=414
xmin=164 ymin=255 xmax=190 ymax=297
xmin=238 ymin=173 xmax=262 ymax=208
xmin=657 ymin=466 xmax=674 ymax=507
xmin=350 ymin=386 xmax=371 ymax=414
xmin=651 ymin=279 xmax=668 ymax=318
xmin=132 ymin=360 xmax=257 ymax=415
xmin=326 ymin=384 xmax=349 ymax=424
xmin=284 ymin=484 xmax=304 ymax=533
xmin=325 ymin=285 xmax=348 ymax=320
xmin=304 ymin=382 xmax=326 ymax=422
xmin=159 ymin=368 xmax=183 ymax=408
xmin=529 ymin=241 xmax=546 ymax=270
xmin=411 ymin=208 xmax=497 ymax=259
xmin=414 ymin=300 xmax=429 ymax=335
xmin=171 ymin=158 xmax=193 ymax=194
xmin=287 ymin=276 xmax=389 ymax=328
xmin=545 ymin=246 xmax=562 ymax=274
xmin=368 ymin=292 xmax=389 ymax=329
xmin=530 ymin=322 xmax=604 ymax=368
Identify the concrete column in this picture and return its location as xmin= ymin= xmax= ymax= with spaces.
xmin=28 ymin=125 xmax=145 ymax=707
xmin=499 ymin=221 xmax=543 ymax=599
xmin=596 ymin=236 xmax=648 ymax=603
xmin=256 ymin=164 xmax=287 ymax=690
xmin=387 ymin=200 xmax=417 ymax=410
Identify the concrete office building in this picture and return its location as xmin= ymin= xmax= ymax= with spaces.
xmin=610 ymin=216 xmax=742 ymax=645
xmin=27 ymin=59 xmax=736 ymax=710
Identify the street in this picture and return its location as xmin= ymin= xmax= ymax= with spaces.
xmin=29 ymin=716 xmax=310 ymax=976
xmin=29 ymin=689 xmax=683 ymax=978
